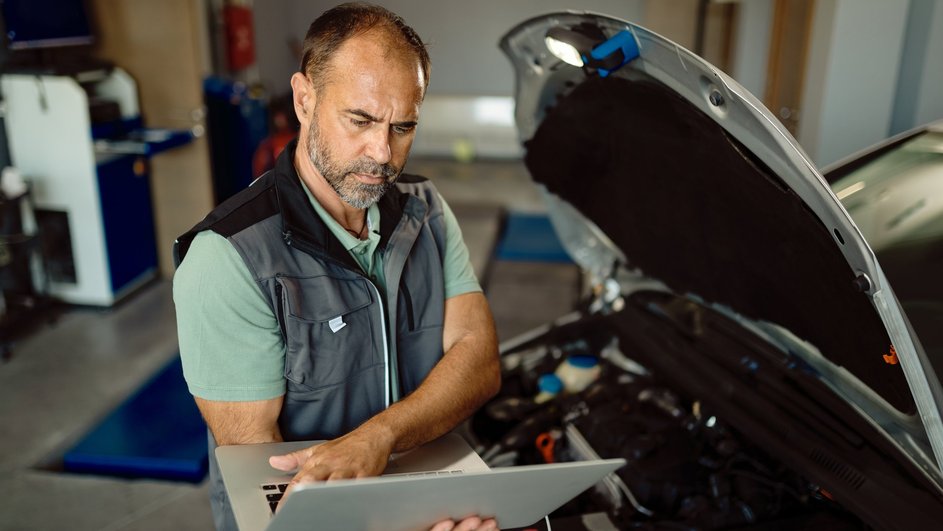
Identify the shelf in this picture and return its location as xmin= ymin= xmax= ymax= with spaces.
xmin=94 ymin=128 xmax=194 ymax=157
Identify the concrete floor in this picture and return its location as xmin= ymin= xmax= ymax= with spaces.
xmin=0 ymin=157 xmax=581 ymax=531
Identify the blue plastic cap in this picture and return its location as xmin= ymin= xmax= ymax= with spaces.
xmin=567 ymin=355 xmax=599 ymax=369
xmin=538 ymin=374 xmax=564 ymax=394
xmin=589 ymin=30 xmax=640 ymax=78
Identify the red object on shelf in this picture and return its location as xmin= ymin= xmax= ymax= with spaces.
xmin=224 ymin=5 xmax=256 ymax=70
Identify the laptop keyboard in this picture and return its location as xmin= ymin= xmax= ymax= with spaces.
xmin=261 ymin=470 xmax=464 ymax=514
xmin=261 ymin=483 xmax=289 ymax=513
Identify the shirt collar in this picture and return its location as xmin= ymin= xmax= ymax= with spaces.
xmin=298 ymin=176 xmax=381 ymax=252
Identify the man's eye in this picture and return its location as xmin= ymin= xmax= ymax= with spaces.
xmin=392 ymin=125 xmax=415 ymax=135
xmin=351 ymin=119 xmax=370 ymax=127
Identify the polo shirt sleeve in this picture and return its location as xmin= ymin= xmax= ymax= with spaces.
xmin=439 ymin=194 xmax=483 ymax=299
xmin=173 ymin=231 xmax=286 ymax=401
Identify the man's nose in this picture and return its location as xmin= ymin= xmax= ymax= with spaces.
xmin=364 ymin=126 xmax=392 ymax=165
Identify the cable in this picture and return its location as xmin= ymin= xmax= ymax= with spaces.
xmin=612 ymin=474 xmax=654 ymax=516
xmin=34 ymin=76 xmax=48 ymax=112
xmin=544 ymin=515 xmax=552 ymax=530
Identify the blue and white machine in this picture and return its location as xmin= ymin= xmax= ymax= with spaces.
xmin=2 ymin=67 xmax=191 ymax=305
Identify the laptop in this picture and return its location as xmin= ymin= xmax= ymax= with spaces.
xmin=216 ymin=433 xmax=626 ymax=531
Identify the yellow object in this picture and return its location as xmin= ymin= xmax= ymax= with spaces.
xmin=452 ymin=138 xmax=476 ymax=163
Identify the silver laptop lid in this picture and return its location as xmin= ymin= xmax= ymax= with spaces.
xmin=269 ymin=458 xmax=626 ymax=531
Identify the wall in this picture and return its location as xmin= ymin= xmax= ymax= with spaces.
xmin=912 ymin=1 xmax=943 ymax=129
xmin=798 ymin=0 xmax=910 ymax=167
xmin=890 ymin=0 xmax=943 ymax=135
xmin=730 ymin=0 xmax=774 ymax=99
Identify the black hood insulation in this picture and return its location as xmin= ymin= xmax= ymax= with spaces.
xmin=523 ymin=75 xmax=915 ymax=413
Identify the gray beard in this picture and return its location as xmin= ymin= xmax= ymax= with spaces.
xmin=306 ymin=118 xmax=400 ymax=209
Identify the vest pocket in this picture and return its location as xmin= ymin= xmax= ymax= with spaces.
xmin=277 ymin=275 xmax=379 ymax=391
xmin=281 ymin=363 xmax=387 ymax=439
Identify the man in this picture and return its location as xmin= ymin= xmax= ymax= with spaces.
xmin=173 ymin=4 xmax=501 ymax=530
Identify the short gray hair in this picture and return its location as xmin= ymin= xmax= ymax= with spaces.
xmin=299 ymin=2 xmax=430 ymax=91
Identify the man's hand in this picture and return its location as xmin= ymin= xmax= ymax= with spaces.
xmin=268 ymin=422 xmax=395 ymax=508
xmin=430 ymin=517 xmax=499 ymax=531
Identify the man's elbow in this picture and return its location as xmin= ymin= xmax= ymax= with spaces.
xmin=485 ymin=371 xmax=501 ymax=402
xmin=194 ymin=396 xmax=284 ymax=446
xmin=481 ymin=343 xmax=502 ymax=401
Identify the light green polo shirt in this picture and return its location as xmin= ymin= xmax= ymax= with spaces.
xmin=173 ymin=180 xmax=481 ymax=401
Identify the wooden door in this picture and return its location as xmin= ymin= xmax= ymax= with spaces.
xmin=765 ymin=0 xmax=816 ymax=136
xmin=91 ymin=0 xmax=215 ymax=277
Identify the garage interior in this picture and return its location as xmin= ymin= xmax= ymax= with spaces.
xmin=1 ymin=1 xmax=942 ymax=530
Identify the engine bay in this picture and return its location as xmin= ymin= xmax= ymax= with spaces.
xmin=470 ymin=294 xmax=872 ymax=530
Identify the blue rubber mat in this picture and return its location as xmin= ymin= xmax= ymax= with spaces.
xmin=494 ymin=212 xmax=572 ymax=263
xmin=62 ymin=356 xmax=208 ymax=482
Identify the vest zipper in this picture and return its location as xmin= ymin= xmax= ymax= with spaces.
xmin=366 ymin=280 xmax=393 ymax=408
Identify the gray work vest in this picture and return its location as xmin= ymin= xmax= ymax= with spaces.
xmin=174 ymin=140 xmax=448 ymax=530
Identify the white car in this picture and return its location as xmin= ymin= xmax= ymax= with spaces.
xmin=474 ymin=12 xmax=943 ymax=530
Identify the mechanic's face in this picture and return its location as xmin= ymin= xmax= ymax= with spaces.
xmin=298 ymin=30 xmax=424 ymax=209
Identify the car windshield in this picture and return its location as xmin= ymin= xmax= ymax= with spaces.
xmin=830 ymin=130 xmax=943 ymax=378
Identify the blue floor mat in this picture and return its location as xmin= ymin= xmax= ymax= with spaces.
xmin=494 ymin=212 xmax=572 ymax=263
xmin=63 ymin=356 xmax=208 ymax=482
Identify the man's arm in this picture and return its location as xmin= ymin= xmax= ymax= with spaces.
xmin=174 ymin=231 xmax=288 ymax=445
xmin=269 ymin=291 xmax=500 ymax=480
xmin=195 ymin=396 xmax=285 ymax=445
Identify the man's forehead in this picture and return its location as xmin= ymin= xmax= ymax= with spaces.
xmin=326 ymin=30 xmax=424 ymax=88
xmin=320 ymin=78 xmax=422 ymax=116
xmin=318 ymin=35 xmax=424 ymax=115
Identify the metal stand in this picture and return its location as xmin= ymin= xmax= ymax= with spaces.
xmin=0 ymin=186 xmax=58 ymax=361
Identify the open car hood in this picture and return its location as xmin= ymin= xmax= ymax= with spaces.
xmin=500 ymin=12 xmax=943 ymax=480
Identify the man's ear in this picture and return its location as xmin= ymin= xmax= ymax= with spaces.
xmin=290 ymin=72 xmax=315 ymax=123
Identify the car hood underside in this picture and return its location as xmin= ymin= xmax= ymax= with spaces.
xmin=524 ymin=74 xmax=914 ymax=412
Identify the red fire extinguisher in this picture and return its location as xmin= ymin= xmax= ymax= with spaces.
xmin=223 ymin=4 xmax=256 ymax=70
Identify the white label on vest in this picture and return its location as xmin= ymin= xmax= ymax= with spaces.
xmin=329 ymin=316 xmax=346 ymax=333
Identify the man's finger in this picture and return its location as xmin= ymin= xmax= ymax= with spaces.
xmin=429 ymin=520 xmax=456 ymax=531
xmin=453 ymin=516 xmax=483 ymax=531
xmin=268 ymin=453 xmax=298 ymax=471
xmin=269 ymin=447 xmax=312 ymax=471
xmin=291 ymin=463 xmax=333 ymax=484
xmin=327 ymin=469 xmax=355 ymax=481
